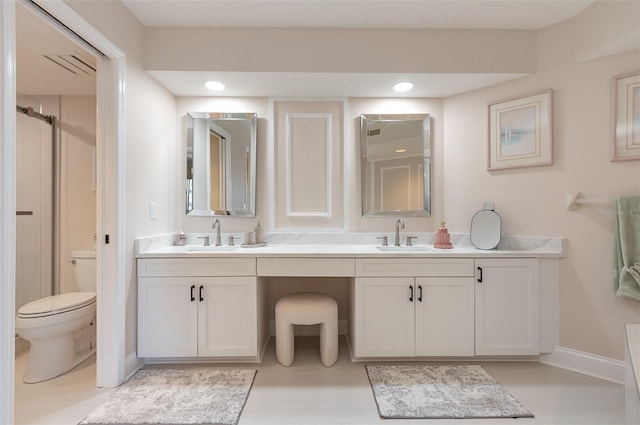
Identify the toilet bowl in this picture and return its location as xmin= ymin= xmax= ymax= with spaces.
xmin=16 ymin=250 xmax=97 ymax=383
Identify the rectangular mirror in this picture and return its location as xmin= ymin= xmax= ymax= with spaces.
xmin=360 ymin=114 xmax=431 ymax=217
xmin=186 ymin=112 xmax=257 ymax=216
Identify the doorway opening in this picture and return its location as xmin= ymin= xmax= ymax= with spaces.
xmin=3 ymin=0 xmax=126 ymax=421
xmin=14 ymin=0 xmax=98 ymax=374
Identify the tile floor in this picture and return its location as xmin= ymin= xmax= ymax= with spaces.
xmin=15 ymin=337 xmax=626 ymax=425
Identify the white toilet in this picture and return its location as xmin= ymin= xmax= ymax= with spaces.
xmin=16 ymin=250 xmax=97 ymax=383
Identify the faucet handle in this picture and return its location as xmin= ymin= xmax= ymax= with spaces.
xmin=406 ymin=236 xmax=418 ymax=246
xmin=197 ymin=236 xmax=210 ymax=246
xmin=228 ymin=235 xmax=237 ymax=246
xmin=376 ymin=236 xmax=388 ymax=246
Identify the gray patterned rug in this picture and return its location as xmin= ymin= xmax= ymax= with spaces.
xmin=366 ymin=364 xmax=534 ymax=419
xmin=79 ymin=369 xmax=256 ymax=425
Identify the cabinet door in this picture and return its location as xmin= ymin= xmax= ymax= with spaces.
xmin=475 ymin=259 xmax=539 ymax=355
xmin=138 ymin=277 xmax=198 ymax=358
xmin=354 ymin=277 xmax=415 ymax=357
xmin=415 ymin=277 xmax=475 ymax=356
xmin=198 ymin=277 xmax=257 ymax=357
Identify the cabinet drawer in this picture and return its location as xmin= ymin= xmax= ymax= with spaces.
xmin=356 ymin=258 xmax=474 ymax=277
xmin=137 ymin=258 xmax=256 ymax=277
xmin=257 ymin=258 xmax=355 ymax=277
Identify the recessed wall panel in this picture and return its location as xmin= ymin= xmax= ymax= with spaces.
xmin=274 ymin=100 xmax=344 ymax=229
xmin=287 ymin=113 xmax=331 ymax=216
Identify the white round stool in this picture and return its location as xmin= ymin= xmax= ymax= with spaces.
xmin=275 ymin=293 xmax=338 ymax=367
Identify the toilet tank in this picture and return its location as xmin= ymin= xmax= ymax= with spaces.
xmin=71 ymin=250 xmax=96 ymax=292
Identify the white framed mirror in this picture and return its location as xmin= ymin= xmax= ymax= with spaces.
xmin=360 ymin=114 xmax=431 ymax=217
xmin=186 ymin=112 xmax=257 ymax=216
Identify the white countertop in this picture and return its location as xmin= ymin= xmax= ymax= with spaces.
xmin=135 ymin=233 xmax=565 ymax=259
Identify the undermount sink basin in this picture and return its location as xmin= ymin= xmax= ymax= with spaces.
xmin=187 ymin=245 xmax=238 ymax=252
xmin=375 ymin=246 xmax=434 ymax=252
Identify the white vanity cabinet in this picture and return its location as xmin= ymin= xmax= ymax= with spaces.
xmin=138 ymin=277 xmax=198 ymax=357
xmin=353 ymin=277 xmax=416 ymax=357
xmin=416 ymin=277 xmax=475 ymax=356
xmin=134 ymin=242 xmax=555 ymax=363
xmin=137 ymin=258 xmax=266 ymax=359
xmin=352 ymin=258 xmax=475 ymax=357
xmin=474 ymin=258 xmax=539 ymax=355
xmin=353 ymin=257 xmax=542 ymax=358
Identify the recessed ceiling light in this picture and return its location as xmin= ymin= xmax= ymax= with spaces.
xmin=204 ymin=80 xmax=225 ymax=91
xmin=393 ymin=82 xmax=413 ymax=92
xmin=395 ymin=148 xmax=407 ymax=153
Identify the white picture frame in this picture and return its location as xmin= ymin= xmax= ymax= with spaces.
xmin=488 ymin=89 xmax=553 ymax=171
xmin=611 ymin=71 xmax=640 ymax=162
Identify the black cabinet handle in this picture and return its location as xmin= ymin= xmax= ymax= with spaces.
xmin=418 ymin=285 xmax=423 ymax=302
xmin=190 ymin=285 xmax=195 ymax=302
xmin=409 ymin=285 xmax=414 ymax=302
xmin=199 ymin=285 xmax=204 ymax=302
xmin=477 ymin=266 xmax=483 ymax=283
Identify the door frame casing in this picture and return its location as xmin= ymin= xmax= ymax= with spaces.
xmin=0 ymin=1 xmax=18 ymax=423
xmin=1 ymin=1 xmax=126 ymax=422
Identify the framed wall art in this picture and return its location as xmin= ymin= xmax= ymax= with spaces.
xmin=611 ymin=71 xmax=640 ymax=161
xmin=487 ymin=89 xmax=553 ymax=171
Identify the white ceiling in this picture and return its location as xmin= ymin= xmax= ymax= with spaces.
xmin=121 ymin=0 xmax=594 ymax=30
xmin=16 ymin=0 xmax=595 ymax=97
xmin=149 ymin=70 xmax=530 ymax=98
xmin=16 ymin=2 xmax=97 ymax=96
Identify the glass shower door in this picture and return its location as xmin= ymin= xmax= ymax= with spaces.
xmin=15 ymin=95 xmax=53 ymax=317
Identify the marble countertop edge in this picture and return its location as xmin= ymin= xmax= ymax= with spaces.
xmin=135 ymin=232 xmax=565 ymax=258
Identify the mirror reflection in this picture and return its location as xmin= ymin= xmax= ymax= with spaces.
xmin=186 ymin=112 xmax=257 ymax=216
xmin=360 ymin=114 xmax=431 ymax=217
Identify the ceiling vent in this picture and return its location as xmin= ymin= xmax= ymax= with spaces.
xmin=43 ymin=54 xmax=96 ymax=76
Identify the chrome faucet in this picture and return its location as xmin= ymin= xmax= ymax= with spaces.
xmin=212 ymin=218 xmax=222 ymax=246
xmin=394 ymin=218 xmax=405 ymax=246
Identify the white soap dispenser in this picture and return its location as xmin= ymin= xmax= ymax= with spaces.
xmin=254 ymin=221 xmax=263 ymax=245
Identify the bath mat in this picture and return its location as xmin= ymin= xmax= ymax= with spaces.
xmin=79 ymin=368 xmax=256 ymax=425
xmin=366 ymin=364 xmax=533 ymax=419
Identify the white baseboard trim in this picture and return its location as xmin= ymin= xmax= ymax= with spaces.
xmin=268 ymin=320 xmax=348 ymax=336
xmin=540 ymin=346 xmax=625 ymax=385
xmin=124 ymin=352 xmax=145 ymax=381
xmin=124 ymin=339 xmax=625 ymax=386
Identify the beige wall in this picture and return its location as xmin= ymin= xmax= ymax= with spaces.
xmin=65 ymin=0 xmax=178 ymax=358
xmin=70 ymin=0 xmax=639 ymax=363
xmin=145 ymin=27 xmax=536 ymax=74
xmin=58 ymin=96 xmax=97 ymax=292
xmin=176 ymin=3 xmax=638 ymax=360
xmin=443 ymin=6 xmax=640 ymax=360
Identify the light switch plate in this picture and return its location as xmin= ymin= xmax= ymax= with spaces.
xmin=149 ymin=202 xmax=157 ymax=220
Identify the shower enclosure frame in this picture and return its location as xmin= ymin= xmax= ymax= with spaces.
xmin=15 ymin=103 xmax=61 ymax=297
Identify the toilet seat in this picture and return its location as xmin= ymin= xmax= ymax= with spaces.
xmin=18 ymin=292 xmax=96 ymax=319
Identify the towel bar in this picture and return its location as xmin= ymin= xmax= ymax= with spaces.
xmin=566 ymin=193 xmax=614 ymax=210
